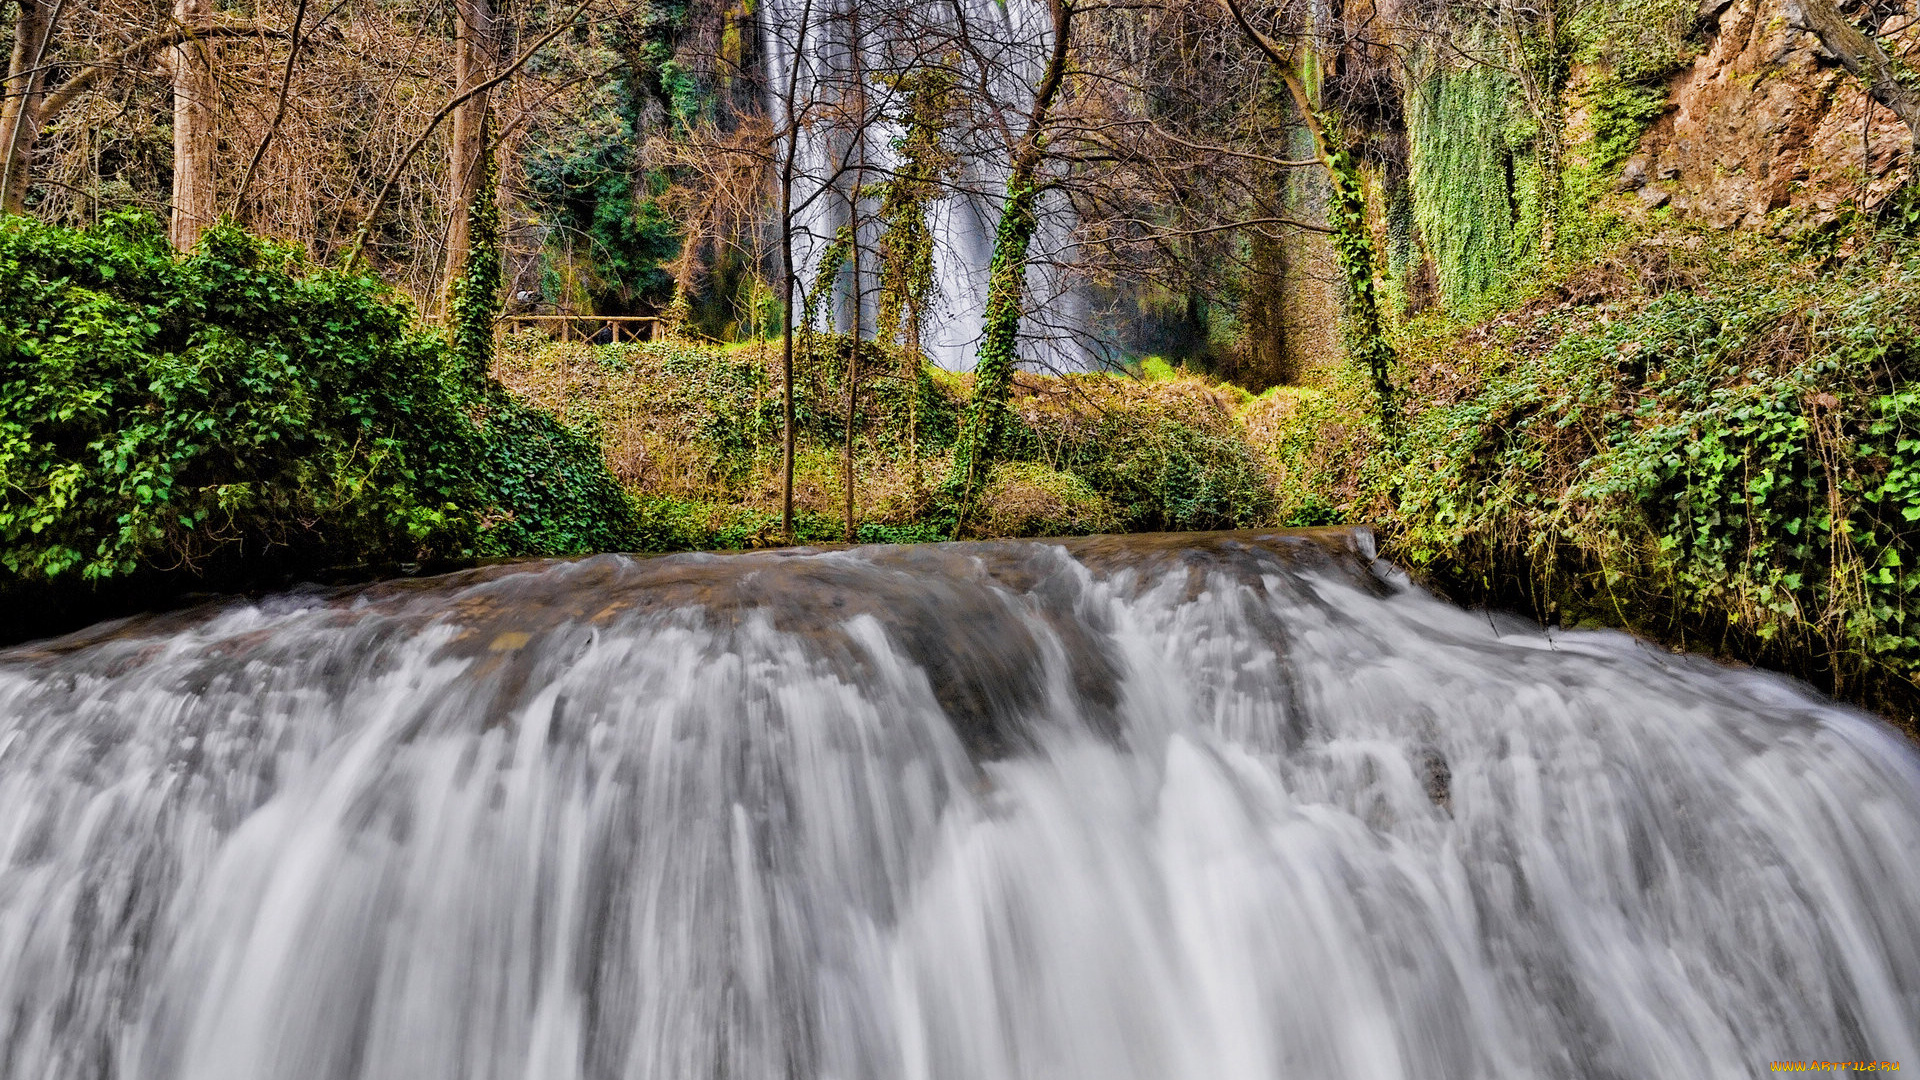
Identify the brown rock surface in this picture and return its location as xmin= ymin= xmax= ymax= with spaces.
xmin=1634 ymin=0 xmax=1917 ymax=228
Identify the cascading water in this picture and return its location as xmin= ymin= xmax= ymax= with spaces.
xmin=1 ymin=529 xmax=1917 ymax=1078
xmin=758 ymin=0 xmax=1089 ymax=372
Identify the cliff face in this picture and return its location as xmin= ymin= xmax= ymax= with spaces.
xmin=1627 ymin=0 xmax=1918 ymax=228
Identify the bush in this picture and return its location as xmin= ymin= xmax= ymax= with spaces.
xmin=493 ymin=336 xmax=1282 ymax=548
xmin=0 ymin=214 xmax=635 ymax=597
xmin=1272 ymin=223 xmax=1920 ymax=729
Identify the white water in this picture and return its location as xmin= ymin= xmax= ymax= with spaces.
xmin=1 ymin=532 xmax=1917 ymax=1078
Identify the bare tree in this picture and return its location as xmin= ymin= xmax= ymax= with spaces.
xmin=774 ymin=0 xmax=819 ymax=544
xmin=1 ymin=0 xmax=54 ymax=215
xmin=1 ymin=1 xmax=277 ymax=215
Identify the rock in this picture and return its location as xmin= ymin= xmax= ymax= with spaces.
xmin=1617 ymin=159 xmax=1649 ymax=191
xmin=1629 ymin=0 xmax=1920 ymax=232
xmin=1416 ymin=748 xmax=1453 ymax=814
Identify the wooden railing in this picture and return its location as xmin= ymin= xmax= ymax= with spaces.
xmin=498 ymin=314 xmax=660 ymax=343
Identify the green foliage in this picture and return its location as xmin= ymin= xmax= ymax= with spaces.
xmin=497 ymin=336 xmax=1280 ymax=549
xmin=630 ymin=494 xmax=843 ymax=551
xmin=523 ymin=0 xmax=697 ymax=315
xmin=855 ymin=521 xmax=948 ymax=545
xmin=872 ymin=68 xmax=956 ymax=351
xmin=0 ymin=214 xmax=636 ymax=593
xmin=1565 ymin=0 xmax=1702 ymax=84
xmin=1318 ymin=227 xmax=1920 ymax=721
xmin=947 ymin=176 xmax=1041 ymax=519
xmin=1324 ymin=127 xmax=1398 ymax=431
xmin=1137 ymin=356 xmax=1180 ymax=381
xmin=802 ymin=225 xmax=854 ymax=334
xmin=1400 ymin=0 xmax=1697 ymax=314
xmin=1408 ymin=64 xmax=1526 ymax=313
xmin=449 ymin=142 xmax=502 ymax=383
xmin=1582 ymin=73 xmax=1672 ymax=173
xmin=1005 ymin=405 xmax=1275 ymax=532
xmin=524 ymin=139 xmax=680 ymax=314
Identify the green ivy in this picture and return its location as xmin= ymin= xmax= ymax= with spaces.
xmin=449 ymin=140 xmax=502 ymax=383
xmin=945 ymin=176 xmax=1040 ymax=523
xmin=1408 ymin=63 xmax=1527 ymax=313
xmin=1324 ymin=126 xmax=1397 ymax=433
xmin=1371 ymin=231 xmax=1920 ymax=720
xmin=0 ymin=214 xmax=636 ymax=596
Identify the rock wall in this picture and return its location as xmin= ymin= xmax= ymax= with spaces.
xmin=1626 ymin=0 xmax=1918 ymax=228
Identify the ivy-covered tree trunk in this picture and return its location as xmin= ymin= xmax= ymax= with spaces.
xmin=1219 ymin=0 xmax=1397 ymax=434
xmin=947 ymin=0 xmax=1072 ymax=530
xmin=449 ymin=129 xmax=501 ymax=383
xmin=1537 ymin=117 xmax=1564 ymax=257
xmin=874 ymin=69 xmax=953 ymax=500
xmin=948 ymin=179 xmax=1040 ymax=521
xmin=1323 ymin=137 xmax=1396 ymax=433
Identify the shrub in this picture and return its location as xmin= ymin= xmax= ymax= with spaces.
xmin=494 ymin=337 xmax=1281 ymax=547
xmin=1272 ymin=223 xmax=1920 ymax=729
xmin=0 ymin=214 xmax=634 ymax=597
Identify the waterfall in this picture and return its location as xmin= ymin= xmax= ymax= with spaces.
xmin=1 ymin=530 xmax=1917 ymax=1078
xmin=758 ymin=0 xmax=1090 ymax=372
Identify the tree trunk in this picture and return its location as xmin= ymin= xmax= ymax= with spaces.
xmin=1537 ymin=118 xmax=1563 ymax=256
xmin=843 ymin=3 xmax=866 ymax=544
xmin=844 ymin=242 xmax=860 ymax=542
xmin=444 ymin=0 xmax=494 ymax=308
xmin=1793 ymin=0 xmax=1920 ymax=143
xmin=947 ymin=0 xmax=1072 ymax=530
xmin=449 ymin=131 xmax=501 ymax=382
xmin=2 ymin=0 xmax=52 ymax=214
xmin=169 ymin=0 xmax=215 ymax=249
xmin=1218 ymin=0 xmax=1397 ymax=432
xmin=776 ymin=0 xmax=817 ymax=546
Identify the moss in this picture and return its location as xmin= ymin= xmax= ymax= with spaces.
xmin=1137 ymin=355 xmax=1181 ymax=381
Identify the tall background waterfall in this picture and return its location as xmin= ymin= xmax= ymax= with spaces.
xmin=2 ymin=530 xmax=1918 ymax=1078
xmin=758 ymin=0 xmax=1091 ymax=372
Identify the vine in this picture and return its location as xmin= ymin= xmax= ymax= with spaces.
xmin=448 ymin=133 xmax=501 ymax=383
xmin=1408 ymin=63 xmax=1525 ymax=313
xmin=872 ymin=69 xmax=954 ymax=349
xmin=801 ymin=224 xmax=853 ymax=334
xmin=945 ymin=177 xmax=1039 ymax=527
xmin=1324 ymin=123 xmax=1398 ymax=435
xmin=871 ymin=68 xmax=956 ymax=495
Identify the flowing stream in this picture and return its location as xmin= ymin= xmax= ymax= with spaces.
xmin=1 ymin=529 xmax=1917 ymax=1078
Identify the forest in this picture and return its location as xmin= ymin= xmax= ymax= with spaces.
xmin=4 ymin=0 xmax=1920 ymax=720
